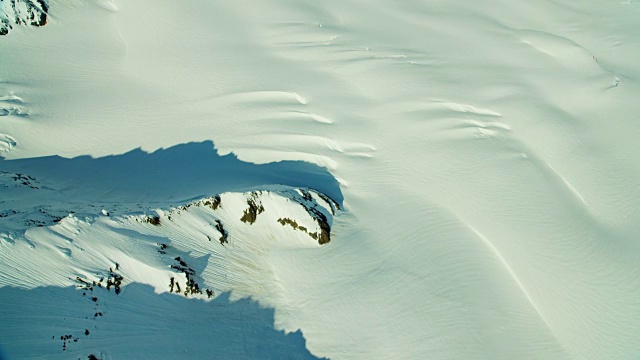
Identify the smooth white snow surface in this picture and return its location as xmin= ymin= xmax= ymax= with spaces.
xmin=2 ymin=0 xmax=640 ymax=359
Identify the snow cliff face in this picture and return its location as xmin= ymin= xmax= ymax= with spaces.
xmin=0 ymin=0 xmax=48 ymax=35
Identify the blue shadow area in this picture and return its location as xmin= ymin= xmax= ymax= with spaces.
xmin=0 ymin=283 xmax=327 ymax=359
xmin=0 ymin=141 xmax=343 ymax=207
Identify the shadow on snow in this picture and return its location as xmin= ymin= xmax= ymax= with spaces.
xmin=0 ymin=140 xmax=343 ymax=207
xmin=0 ymin=283 xmax=327 ymax=359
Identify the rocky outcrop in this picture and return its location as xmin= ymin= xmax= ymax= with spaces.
xmin=1 ymin=0 xmax=49 ymax=35
xmin=186 ymin=187 xmax=340 ymax=246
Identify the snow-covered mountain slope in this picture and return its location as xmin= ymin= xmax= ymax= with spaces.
xmin=2 ymin=0 xmax=640 ymax=359
xmin=0 ymin=183 xmax=338 ymax=359
xmin=0 ymin=0 xmax=48 ymax=35
xmin=0 ymin=139 xmax=342 ymax=359
xmin=1 ymin=186 xmax=339 ymax=291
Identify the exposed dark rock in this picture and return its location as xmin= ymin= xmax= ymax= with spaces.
xmin=240 ymin=198 xmax=264 ymax=224
xmin=317 ymin=192 xmax=340 ymax=213
xmin=312 ymin=209 xmax=331 ymax=245
xmin=157 ymin=243 xmax=168 ymax=254
xmin=145 ymin=215 xmax=161 ymax=225
xmin=211 ymin=195 xmax=221 ymax=210
xmin=300 ymin=189 xmax=313 ymax=202
xmin=215 ymin=220 xmax=228 ymax=244
xmin=278 ymin=202 xmax=332 ymax=245
xmin=278 ymin=217 xmax=300 ymax=230
xmin=106 ymin=270 xmax=123 ymax=294
xmin=201 ymin=194 xmax=222 ymax=210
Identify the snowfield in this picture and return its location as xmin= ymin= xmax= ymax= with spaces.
xmin=2 ymin=0 xmax=640 ymax=359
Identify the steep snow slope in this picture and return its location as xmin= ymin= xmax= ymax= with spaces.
xmin=2 ymin=0 xmax=640 ymax=359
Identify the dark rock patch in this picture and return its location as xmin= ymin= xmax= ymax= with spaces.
xmin=240 ymin=197 xmax=264 ymax=224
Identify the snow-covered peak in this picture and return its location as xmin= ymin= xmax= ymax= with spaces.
xmin=0 ymin=186 xmax=339 ymax=358
xmin=0 ymin=0 xmax=48 ymax=35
